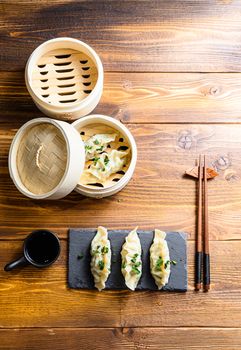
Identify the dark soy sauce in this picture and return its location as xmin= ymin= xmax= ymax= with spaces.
xmin=25 ymin=230 xmax=60 ymax=265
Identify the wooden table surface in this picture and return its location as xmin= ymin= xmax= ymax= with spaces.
xmin=1 ymin=1 xmax=241 ymax=349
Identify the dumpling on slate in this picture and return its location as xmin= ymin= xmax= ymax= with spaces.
xmin=90 ymin=226 xmax=111 ymax=291
xmin=150 ymin=229 xmax=170 ymax=289
xmin=121 ymin=227 xmax=142 ymax=291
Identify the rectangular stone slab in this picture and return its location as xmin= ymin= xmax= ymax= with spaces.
xmin=68 ymin=229 xmax=188 ymax=292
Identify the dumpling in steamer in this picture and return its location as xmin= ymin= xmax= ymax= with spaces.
xmin=90 ymin=226 xmax=111 ymax=291
xmin=150 ymin=229 xmax=170 ymax=289
xmin=85 ymin=133 xmax=117 ymax=160
xmin=121 ymin=227 xmax=142 ymax=291
xmin=87 ymin=149 xmax=128 ymax=182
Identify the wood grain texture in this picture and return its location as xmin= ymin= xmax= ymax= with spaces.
xmin=2 ymin=71 xmax=241 ymax=124
xmin=2 ymin=1 xmax=241 ymax=72
xmin=0 ymin=240 xmax=120 ymax=328
xmin=1 ymin=123 xmax=241 ymax=240
xmin=0 ymin=240 xmax=241 ymax=328
xmin=2 ymin=1 xmax=241 ymax=348
xmin=1 ymin=327 xmax=241 ymax=350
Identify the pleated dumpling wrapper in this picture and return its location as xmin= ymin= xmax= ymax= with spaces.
xmin=90 ymin=226 xmax=111 ymax=291
xmin=150 ymin=229 xmax=170 ymax=289
xmin=121 ymin=227 xmax=142 ymax=291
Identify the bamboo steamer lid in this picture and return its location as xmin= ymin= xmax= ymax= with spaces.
xmin=9 ymin=118 xmax=85 ymax=200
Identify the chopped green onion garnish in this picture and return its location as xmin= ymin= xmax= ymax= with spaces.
xmin=104 ymin=155 xmax=109 ymax=165
xmin=155 ymin=256 xmax=164 ymax=271
xmin=98 ymin=260 xmax=105 ymax=270
xmin=121 ymin=262 xmax=126 ymax=269
xmin=97 ymin=145 xmax=104 ymax=152
xmin=92 ymin=245 xmax=100 ymax=255
xmin=101 ymin=246 xmax=109 ymax=254
xmin=131 ymin=266 xmax=141 ymax=274
xmin=85 ymin=145 xmax=92 ymax=151
xmin=93 ymin=157 xmax=100 ymax=165
xmin=164 ymin=260 xmax=177 ymax=269
xmin=131 ymin=253 xmax=139 ymax=264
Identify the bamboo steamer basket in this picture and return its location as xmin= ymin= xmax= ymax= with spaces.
xmin=25 ymin=37 xmax=103 ymax=121
xmin=73 ymin=115 xmax=137 ymax=198
xmin=9 ymin=115 xmax=137 ymax=200
xmin=8 ymin=118 xmax=85 ymax=200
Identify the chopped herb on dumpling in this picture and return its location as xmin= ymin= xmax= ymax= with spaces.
xmin=86 ymin=149 xmax=128 ymax=181
xmin=90 ymin=226 xmax=111 ymax=291
xmin=150 ymin=229 xmax=170 ymax=289
xmin=84 ymin=133 xmax=117 ymax=160
xmin=121 ymin=227 xmax=142 ymax=291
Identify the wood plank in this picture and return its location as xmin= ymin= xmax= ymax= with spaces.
xmin=0 ymin=240 xmax=121 ymax=328
xmin=0 ymin=240 xmax=241 ymax=328
xmin=2 ymin=1 xmax=241 ymax=72
xmin=1 ymin=123 xmax=241 ymax=240
xmin=2 ymin=71 xmax=241 ymax=124
xmin=1 ymin=327 xmax=241 ymax=350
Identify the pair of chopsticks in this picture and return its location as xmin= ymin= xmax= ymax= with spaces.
xmin=196 ymin=155 xmax=210 ymax=292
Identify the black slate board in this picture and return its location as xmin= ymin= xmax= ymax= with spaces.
xmin=68 ymin=229 xmax=188 ymax=292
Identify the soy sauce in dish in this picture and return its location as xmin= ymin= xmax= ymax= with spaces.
xmin=25 ymin=230 xmax=60 ymax=264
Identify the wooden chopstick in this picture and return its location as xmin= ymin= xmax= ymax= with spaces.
xmin=195 ymin=155 xmax=203 ymax=291
xmin=203 ymin=155 xmax=210 ymax=292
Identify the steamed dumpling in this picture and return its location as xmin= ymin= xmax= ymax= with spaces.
xmin=86 ymin=149 xmax=128 ymax=181
xmin=150 ymin=229 xmax=170 ymax=289
xmin=121 ymin=227 xmax=142 ymax=291
xmin=84 ymin=133 xmax=117 ymax=160
xmin=90 ymin=226 xmax=111 ymax=291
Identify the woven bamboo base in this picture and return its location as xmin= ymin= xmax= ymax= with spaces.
xmin=16 ymin=123 xmax=67 ymax=195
